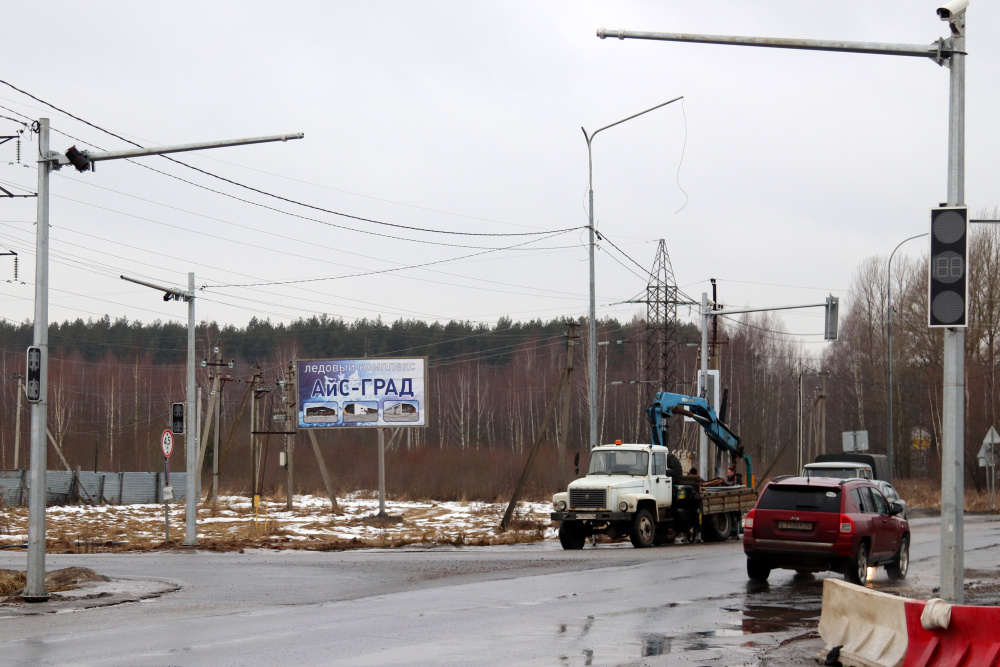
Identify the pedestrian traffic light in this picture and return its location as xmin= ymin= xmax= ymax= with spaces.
xmin=928 ymin=206 xmax=969 ymax=327
xmin=171 ymin=402 xmax=185 ymax=434
xmin=25 ymin=346 xmax=41 ymax=403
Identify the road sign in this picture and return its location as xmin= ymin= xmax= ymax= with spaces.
xmin=25 ymin=346 xmax=41 ymax=403
xmin=842 ymin=430 xmax=869 ymax=452
xmin=171 ymin=402 xmax=185 ymax=434
xmin=161 ymin=429 xmax=174 ymax=458
xmin=978 ymin=427 xmax=1000 ymax=467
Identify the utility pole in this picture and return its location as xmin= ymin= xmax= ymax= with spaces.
xmin=284 ymin=362 xmax=296 ymax=511
xmin=201 ymin=344 xmax=233 ymax=514
xmin=10 ymin=374 xmax=24 ymax=469
xmin=500 ymin=321 xmax=577 ymax=532
xmin=557 ymin=323 xmax=579 ymax=489
xmin=250 ymin=364 xmax=262 ymax=500
xmin=23 ymin=125 xmax=301 ymax=601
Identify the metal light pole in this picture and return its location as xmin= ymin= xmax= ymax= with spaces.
xmin=582 ymin=96 xmax=682 ymax=449
xmin=886 ymin=233 xmax=927 ymax=482
xmin=23 ymin=128 xmax=302 ymax=601
xmin=598 ymin=3 xmax=968 ymax=601
xmin=23 ymin=119 xmax=52 ymax=602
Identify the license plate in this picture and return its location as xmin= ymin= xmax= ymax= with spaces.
xmin=778 ymin=521 xmax=812 ymax=531
xmin=575 ymin=513 xmax=596 ymax=519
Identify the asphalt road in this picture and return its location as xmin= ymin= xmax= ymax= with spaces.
xmin=0 ymin=514 xmax=997 ymax=666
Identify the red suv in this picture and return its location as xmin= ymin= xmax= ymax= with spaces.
xmin=743 ymin=476 xmax=909 ymax=584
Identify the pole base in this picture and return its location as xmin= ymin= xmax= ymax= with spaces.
xmin=21 ymin=593 xmax=50 ymax=603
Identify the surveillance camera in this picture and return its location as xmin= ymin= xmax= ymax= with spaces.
xmin=937 ymin=0 xmax=968 ymax=20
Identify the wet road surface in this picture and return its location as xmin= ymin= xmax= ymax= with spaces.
xmin=0 ymin=514 xmax=997 ymax=665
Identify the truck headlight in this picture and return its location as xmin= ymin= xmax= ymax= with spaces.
xmin=619 ymin=501 xmax=628 ymax=511
xmin=556 ymin=500 xmax=567 ymax=511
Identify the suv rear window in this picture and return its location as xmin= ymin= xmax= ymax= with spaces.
xmin=757 ymin=485 xmax=842 ymax=512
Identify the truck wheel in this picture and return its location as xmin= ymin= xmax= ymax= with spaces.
xmin=747 ymin=559 xmax=770 ymax=582
xmin=886 ymin=536 xmax=909 ymax=580
xmin=558 ymin=521 xmax=586 ymax=550
xmin=703 ymin=512 xmax=733 ymax=542
xmin=629 ymin=508 xmax=655 ymax=548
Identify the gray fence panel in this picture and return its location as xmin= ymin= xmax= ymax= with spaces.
xmin=44 ymin=471 xmax=74 ymax=505
xmin=0 ymin=470 xmax=190 ymax=505
xmin=0 ymin=471 xmax=22 ymax=505
xmin=121 ymin=472 xmax=159 ymax=504
xmin=101 ymin=473 xmax=123 ymax=504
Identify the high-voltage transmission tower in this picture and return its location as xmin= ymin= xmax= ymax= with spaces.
xmin=626 ymin=239 xmax=689 ymax=443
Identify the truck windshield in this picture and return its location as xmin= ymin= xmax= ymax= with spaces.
xmin=588 ymin=450 xmax=649 ymax=476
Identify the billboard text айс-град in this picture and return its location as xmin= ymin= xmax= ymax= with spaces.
xmin=296 ymin=358 xmax=428 ymax=429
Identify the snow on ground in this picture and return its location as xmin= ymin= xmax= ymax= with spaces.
xmin=0 ymin=494 xmax=557 ymax=550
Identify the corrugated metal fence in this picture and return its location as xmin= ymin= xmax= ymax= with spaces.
xmin=0 ymin=470 xmax=187 ymax=506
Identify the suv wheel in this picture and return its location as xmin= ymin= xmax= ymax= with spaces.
xmin=558 ymin=521 xmax=586 ymax=550
xmin=703 ymin=511 xmax=732 ymax=542
xmin=629 ymin=508 xmax=655 ymax=548
xmin=845 ymin=542 xmax=869 ymax=585
xmin=887 ymin=536 xmax=909 ymax=580
xmin=747 ymin=559 xmax=770 ymax=582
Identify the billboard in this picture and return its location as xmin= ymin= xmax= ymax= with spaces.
xmin=296 ymin=358 xmax=428 ymax=429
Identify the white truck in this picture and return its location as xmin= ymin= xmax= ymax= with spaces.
xmin=551 ymin=442 xmax=756 ymax=548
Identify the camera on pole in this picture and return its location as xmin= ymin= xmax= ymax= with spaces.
xmin=171 ymin=402 xmax=186 ymax=434
xmin=928 ymin=206 xmax=969 ymax=327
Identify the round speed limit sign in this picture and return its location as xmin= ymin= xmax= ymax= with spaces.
xmin=161 ymin=429 xmax=174 ymax=458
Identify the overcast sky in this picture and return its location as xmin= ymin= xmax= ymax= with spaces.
xmin=0 ymin=1 xmax=996 ymax=355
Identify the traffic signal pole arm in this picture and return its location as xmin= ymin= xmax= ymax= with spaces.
xmin=120 ymin=274 xmax=192 ymax=301
xmin=596 ymin=29 xmax=955 ymax=62
xmin=47 ymin=133 xmax=304 ymax=171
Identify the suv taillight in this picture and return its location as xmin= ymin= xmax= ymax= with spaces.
xmin=839 ymin=514 xmax=854 ymax=533
xmin=744 ymin=510 xmax=754 ymax=530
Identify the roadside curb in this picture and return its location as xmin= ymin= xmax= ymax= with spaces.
xmin=0 ymin=578 xmax=178 ymax=617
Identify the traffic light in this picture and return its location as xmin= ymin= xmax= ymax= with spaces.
xmin=824 ymin=295 xmax=839 ymax=341
xmin=928 ymin=206 xmax=969 ymax=327
xmin=25 ymin=346 xmax=41 ymax=403
xmin=171 ymin=402 xmax=185 ymax=434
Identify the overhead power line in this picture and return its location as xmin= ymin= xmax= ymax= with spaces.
xmin=0 ymin=78 xmax=582 ymax=242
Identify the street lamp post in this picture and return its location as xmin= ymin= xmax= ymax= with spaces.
xmin=582 ymin=96 xmax=682 ymax=449
xmin=22 ymin=125 xmax=302 ymax=601
xmin=886 ymin=233 xmax=927 ymax=482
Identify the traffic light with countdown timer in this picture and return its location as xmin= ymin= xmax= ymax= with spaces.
xmin=928 ymin=206 xmax=969 ymax=327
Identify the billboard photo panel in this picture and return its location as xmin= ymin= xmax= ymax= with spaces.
xmin=297 ymin=358 xmax=428 ymax=429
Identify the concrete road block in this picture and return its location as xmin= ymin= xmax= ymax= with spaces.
xmin=818 ymin=578 xmax=909 ymax=667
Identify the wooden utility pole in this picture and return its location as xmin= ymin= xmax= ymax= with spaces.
xmin=284 ymin=362 xmax=296 ymax=511
xmin=500 ymin=322 xmax=577 ymax=532
xmin=250 ymin=365 xmax=262 ymax=498
xmin=556 ymin=323 xmax=578 ymax=489
xmin=11 ymin=374 xmax=24 ymax=469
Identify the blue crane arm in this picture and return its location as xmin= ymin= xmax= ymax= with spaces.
xmin=647 ymin=391 xmax=753 ymax=487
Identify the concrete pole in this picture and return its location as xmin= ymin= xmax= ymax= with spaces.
xmin=584 ymin=132 xmax=598 ymax=452
xmin=940 ymin=21 xmax=966 ymax=605
xmin=183 ymin=272 xmax=198 ymax=546
xmin=699 ymin=292 xmax=709 ymax=479
xmin=24 ymin=119 xmax=52 ymax=601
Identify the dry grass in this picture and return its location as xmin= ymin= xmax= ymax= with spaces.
xmin=894 ymin=478 xmax=998 ymax=512
xmin=0 ymin=569 xmax=25 ymax=596
xmin=0 ymin=493 xmax=552 ymax=553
